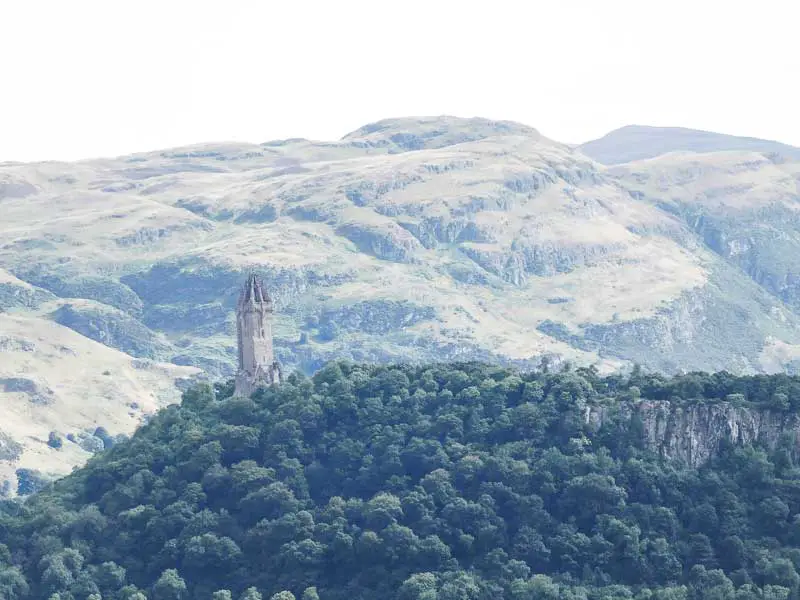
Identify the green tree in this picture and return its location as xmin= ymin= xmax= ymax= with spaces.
xmin=0 ymin=566 xmax=30 ymax=599
xmin=400 ymin=573 xmax=438 ymax=600
xmin=152 ymin=569 xmax=187 ymax=600
xmin=301 ymin=587 xmax=320 ymax=600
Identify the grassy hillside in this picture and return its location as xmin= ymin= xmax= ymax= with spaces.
xmin=0 ymin=308 xmax=198 ymax=484
xmin=3 ymin=363 xmax=800 ymax=599
xmin=2 ymin=115 xmax=800 ymax=476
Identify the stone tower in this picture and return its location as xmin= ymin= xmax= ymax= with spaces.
xmin=234 ymin=273 xmax=282 ymax=396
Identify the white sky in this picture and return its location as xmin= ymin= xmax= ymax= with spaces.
xmin=1 ymin=0 xmax=798 ymax=162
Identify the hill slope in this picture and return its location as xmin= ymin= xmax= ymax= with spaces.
xmin=3 ymin=364 xmax=800 ymax=599
xmin=579 ymin=124 xmax=800 ymax=165
xmin=2 ymin=116 xmax=800 ymax=476
xmin=0 ymin=305 xmax=199 ymax=486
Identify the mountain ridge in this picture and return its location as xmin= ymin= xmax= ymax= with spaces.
xmin=2 ymin=115 xmax=800 ymax=478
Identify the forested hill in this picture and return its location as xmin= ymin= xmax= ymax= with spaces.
xmin=4 ymin=363 xmax=800 ymax=600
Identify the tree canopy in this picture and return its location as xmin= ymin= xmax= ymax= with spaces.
xmin=2 ymin=362 xmax=800 ymax=599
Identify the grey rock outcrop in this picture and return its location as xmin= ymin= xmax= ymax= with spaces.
xmin=336 ymin=222 xmax=423 ymax=263
xmin=588 ymin=399 xmax=800 ymax=467
xmin=0 ymin=377 xmax=54 ymax=405
xmin=52 ymin=302 xmax=171 ymax=359
xmin=315 ymin=300 xmax=437 ymax=335
xmin=0 ymin=175 xmax=37 ymax=200
xmin=0 ymin=430 xmax=23 ymax=461
xmin=0 ymin=281 xmax=55 ymax=310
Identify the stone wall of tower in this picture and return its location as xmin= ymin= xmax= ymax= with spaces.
xmin=234 ymin=274 xmax=282 ymax=397
xmin=237 ymin=303 xmax=274 ymax=375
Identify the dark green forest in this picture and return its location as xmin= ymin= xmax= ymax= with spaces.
xmin=4 ymin=362 xmax=800 ymax=600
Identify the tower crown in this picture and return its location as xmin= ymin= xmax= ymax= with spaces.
xmin=238 ymin=273 xmax=273 ymax=310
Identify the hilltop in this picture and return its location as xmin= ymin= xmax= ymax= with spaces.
xmin=2 ymin=115 xmax=800 ymax=477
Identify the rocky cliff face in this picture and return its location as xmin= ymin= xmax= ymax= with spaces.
xmin=588 ymin=400 xmax=798 ymax=467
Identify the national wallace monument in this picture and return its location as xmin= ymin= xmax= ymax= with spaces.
xmin=234 ymin=273 xmax=283 ymax=396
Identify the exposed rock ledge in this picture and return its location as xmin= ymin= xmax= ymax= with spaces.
xmin=587 ymin=399 xmax=797 ymax=467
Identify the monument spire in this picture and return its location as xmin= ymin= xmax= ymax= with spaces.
xmin=234 ymin=273 xmax=282 ymax=396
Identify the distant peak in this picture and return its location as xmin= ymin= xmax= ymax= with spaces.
xmin=580 ymin=124 xmax=800 ymax=165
